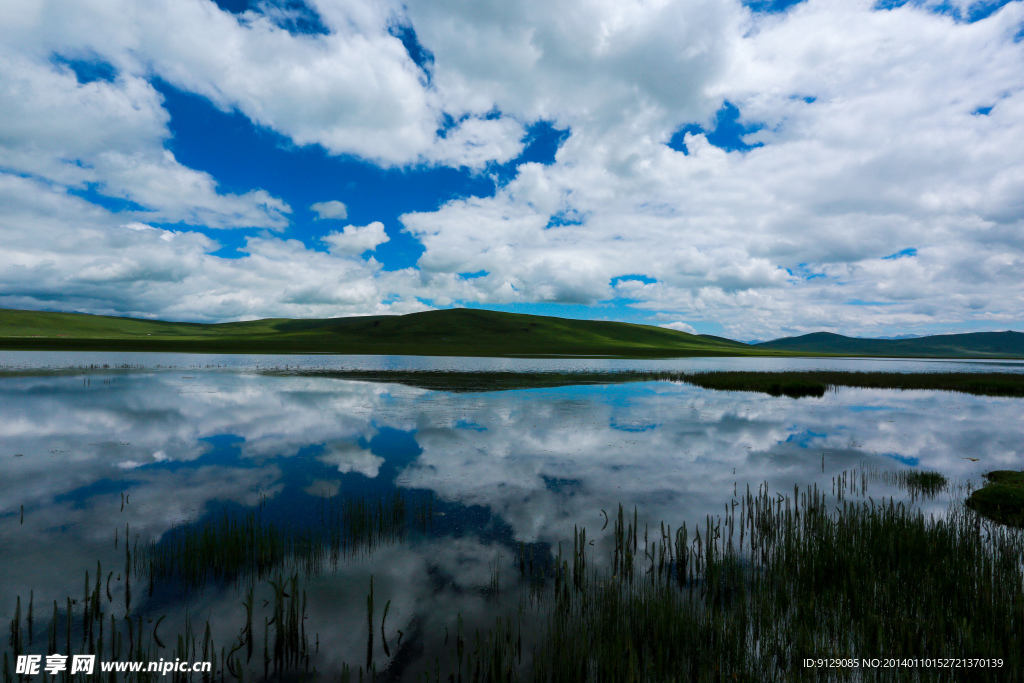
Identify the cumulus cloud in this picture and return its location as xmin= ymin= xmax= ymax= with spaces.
xmin=398 ymin=0 xmax=1024 ymax=337
xmin=0 ymin=50 xmax=290 ymax=229
xmin=322 ymin=221 xmax=390 ymax=255
xmin=425 ymin=116 xmax=527 ymax=169
xmin=310 ymin=200 xmax=349 ymax=220
xmin=319 ymin=443 xmax=385 ymax=478
xmin=0 ymin=175 xmax=425 ymax=320
xmin=2 ymin=0 xmax=1024 ymax=333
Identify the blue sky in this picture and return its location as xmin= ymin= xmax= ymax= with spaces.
xmin=1 ymin=0 xmax=1022 ymax=340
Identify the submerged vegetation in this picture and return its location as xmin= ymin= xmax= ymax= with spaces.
xmin=967 ymin=471 xmax=1024 ymax=528
xmin=141 ymin=491 xmax=433 ymax=587
xmin=868 ymin=468 xmax=949 ymax=500
xmin=6 ymin=468 xmax=1024 ymax=681
xmin=466 ymin=482 xmax=1024 ymax=682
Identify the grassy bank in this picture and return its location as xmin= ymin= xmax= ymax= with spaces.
xmin=967 ymin=471 xmax=1024 ymax=527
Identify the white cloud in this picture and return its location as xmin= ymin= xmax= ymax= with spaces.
xmin=425 ymin=116 xmax=527 ymax=169
xmin=319 ymin=443 xmax=385 ymax=478
xmin=310 ymin=200 xmax=349 ymax=220
xmin=398 ymin=0 xmax=1024 ymax=337
xmin=322 ymin=221 xmax=390 ymax=255
xmin=0 ymin=49 xmax=290 ymax=229
xmin=2 ymin=0 xmax=1023 ymax=334
xmin=0 ymin=174 xmax=426 ymax=321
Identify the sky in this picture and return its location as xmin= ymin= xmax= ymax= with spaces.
xmin=1 ymin=0 xmax=1022 ymax=341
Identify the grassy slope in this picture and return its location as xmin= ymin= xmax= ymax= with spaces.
xmin=755 ymin=330 xmax=1024 ymax=358
xmin=0 ymin=307 xmax=766 ymax=357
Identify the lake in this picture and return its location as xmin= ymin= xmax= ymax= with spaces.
xmin=2 ymin=352 xmax=1022 ymax=679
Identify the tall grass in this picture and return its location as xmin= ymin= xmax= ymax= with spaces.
xmin=4 ymin=570 xmax=313 ymax=683
xmin=456 ymin=483 xmax=1024 ymax=682
xmin=139 ymin=491 xmax=434 ymax=587
xmin=7 ymin=471 xmax=1023 ymax=681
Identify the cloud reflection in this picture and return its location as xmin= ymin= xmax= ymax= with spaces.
xmin=1 ymin=371 xmax=1021 ymax=677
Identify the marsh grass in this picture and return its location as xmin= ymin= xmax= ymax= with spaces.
xmin=865 ymin=467 xmax=949 ymax=501
xmin=4 ymin=570 xmax=313 ymax=683
xmin=967 ymin=471 xmax=1024 ymax=528
xmin=453 ymin=483 xmax=1024 ymax=682
xmin=8 ymin=471 xmax=1024 ymax=682
xmin=139 ymin=490 xmax=434 ymax=588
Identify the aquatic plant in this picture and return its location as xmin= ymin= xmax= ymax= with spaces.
xmin=967 ymin=470 xmax=1024 ymax=528
xmin=8 ymin=470 xmax=1024 ymax=681
xmin=139 ymin=490 xmax=433 ymax=588
xmin=463 ymin=483 xmax=1024 ymax=682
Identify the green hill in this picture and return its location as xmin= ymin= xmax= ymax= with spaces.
xmin=0 ymin=307 xmax=765 ymax=357
xmin=755 ymin=331 xmax=1024 ymax=358
xmin=5 ymin=307 xmax=1020 ymax=358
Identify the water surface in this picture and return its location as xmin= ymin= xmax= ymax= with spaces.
xmin=1 ymin=353 xmax=1021 ymax=678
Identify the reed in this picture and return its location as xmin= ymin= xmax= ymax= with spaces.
xmin=139 ymin=490 xmax=433 ymax=587
xmin=454 ymin=479 xmax=1024 ymax=682
xmin=8 ymin=468 xmax=1023 ymax=681
xmin=864 ymin=467 xmax=949 ymax=500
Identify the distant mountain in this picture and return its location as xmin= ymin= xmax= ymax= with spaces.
xmin=755 ymin=331 xmax=1024 ymax=358
xmin=860 ymin=334 xmax=923 ymax=340
xmin=0 ymin=307 xmax=763 ymax=358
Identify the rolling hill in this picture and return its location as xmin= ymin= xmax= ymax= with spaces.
xmin=0 ymin=307 xmax=763 ymax=357
xmin=754 ymin=330 xmax=1024 ymax=358
xmin=3 ymin=307 xmax=1021 ymax=358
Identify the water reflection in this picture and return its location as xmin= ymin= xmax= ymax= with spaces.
xmin=1 ymin=368 xmax=1021 ymax=677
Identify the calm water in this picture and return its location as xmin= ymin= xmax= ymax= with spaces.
xmin=2 ymin=353 xmax=1022 ymax=678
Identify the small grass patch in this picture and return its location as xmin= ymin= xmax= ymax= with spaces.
xmin=967 ymin=471 xmax=1024 ymax=528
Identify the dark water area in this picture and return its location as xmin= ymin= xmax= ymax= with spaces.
xmin=1 ymin=353 xmax=1022 ymax=679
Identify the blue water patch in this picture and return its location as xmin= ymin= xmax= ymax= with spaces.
xmin=882 ymin=248 xmax=917 ymax=260
xmin=54 ymin=478 xmax=139 ymax=508
xmin=783 ymin=430 xmax=828 ymax=448
xmin=882 ymin=452 xmax=920 ymax=467
xmin=542 ymin=476 xmax=583 ymax=493
xmin=455 ymin=420 xmax=487 ymax=432
xmin=610 ymin=421 xmax=659 ymax=433
xmin=362 ymin=426 xmax=423 ymax=482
